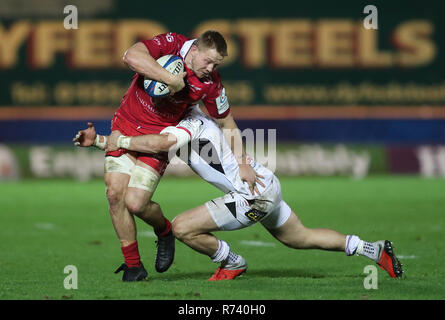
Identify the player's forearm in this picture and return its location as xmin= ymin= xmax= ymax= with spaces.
xmin=216 ymin=114 xmax=247 ymax=164
xmin=126 ymin=134 xmax=176 ymax=153
xmin=123 ymin=42 xmax=175 ymax=85
xmin=228 ymin=130 xmax=247 ymax=165
xmin=105 ymin=126 xmax=189 ymax=153
xmin=94 ymin=133 xmax=173 ymax=153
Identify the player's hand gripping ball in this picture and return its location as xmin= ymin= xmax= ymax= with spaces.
xmin=144 ymin=55 xmax=185 ymax=97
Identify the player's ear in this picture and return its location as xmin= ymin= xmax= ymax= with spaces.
xmin=190 ymin=44 xmax=199 ymax=53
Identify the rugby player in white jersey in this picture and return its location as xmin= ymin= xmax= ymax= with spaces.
xmin=74 ymin=106 xmax=403 ymax=281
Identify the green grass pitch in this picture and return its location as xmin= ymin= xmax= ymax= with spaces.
xmin=1 ymin=176 xmax=444 ymax=300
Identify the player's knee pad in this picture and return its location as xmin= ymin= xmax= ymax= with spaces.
xmin=128 ymin=165 xmax=160 ymax=193
xmin=104 ymin=154 xmax=134 ymax=175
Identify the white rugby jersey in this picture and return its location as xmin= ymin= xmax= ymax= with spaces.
xmin=181 ymin=106 xmax=275 ymax=200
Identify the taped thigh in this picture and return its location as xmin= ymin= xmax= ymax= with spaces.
xmin=128 ymin=165 xmax=160 ymax=193
xmin=104 ymin=154 xmax=135 ymax=175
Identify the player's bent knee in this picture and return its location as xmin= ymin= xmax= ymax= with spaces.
xmin=104 ymin=173 xmax=130 ymax=210
xmin=171 ymin=217 xmax=192 ymax=242
xmin=171 ymin=218 xmax=184 ymax=240
xmin=105 ymin=184 xmax=125 ymax=208
xmin=124 ymin=192 xmax=148 ymax=215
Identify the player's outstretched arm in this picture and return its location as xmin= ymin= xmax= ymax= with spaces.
xmin=106 ymin=130 xmax=177 ymax=154
xmin=105 ymin=117 xmax=202 ymax=153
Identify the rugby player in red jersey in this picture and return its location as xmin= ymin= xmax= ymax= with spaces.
xmin=76 ymin=30 xmax=261 ymax=281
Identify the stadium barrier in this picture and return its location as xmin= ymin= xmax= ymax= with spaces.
xmin=1 ymin=106 xmax=444 ymax=180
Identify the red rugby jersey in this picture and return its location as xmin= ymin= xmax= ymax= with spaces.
xmin=116 ymin=32 xmax=230 ymax=133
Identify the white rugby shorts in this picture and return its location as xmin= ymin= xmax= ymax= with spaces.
xmin=205 ymin=176 xmax=291 ymax=231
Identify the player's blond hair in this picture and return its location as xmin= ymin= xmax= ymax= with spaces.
xmin=195 ymin=30 xmax=228 ymax=57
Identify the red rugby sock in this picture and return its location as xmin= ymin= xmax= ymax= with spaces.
xmin=155 ymin=218 xmax=172 ymax=237
xmin=121 ymin=241 xmax=141 ymax=268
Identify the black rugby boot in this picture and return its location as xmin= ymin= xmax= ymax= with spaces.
xmin=114 ymin=262 xmax=148 ymax=282
xmin=155 ymin=231 xmax=175 ymax=273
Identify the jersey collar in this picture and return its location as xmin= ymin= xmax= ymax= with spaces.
xmin=180 ymin=39 xmax=196 ymax=59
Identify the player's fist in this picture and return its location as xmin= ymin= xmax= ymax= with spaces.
xmin=73 ymin=122 xmax=96 ymax=147
xmin=167 ymin=71 xmax=187 ymax=96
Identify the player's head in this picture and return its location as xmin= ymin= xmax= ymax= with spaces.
xmin=187 ymin=30 xmax=228 ymax=79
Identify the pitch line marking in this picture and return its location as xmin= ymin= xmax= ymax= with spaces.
xmin=139 ymin=230 xmax=156 ymax=238
xmin=34 ymin=222 xmax=56 ymax=230
xmin=239 ymin=240 xmax=277 ymax=247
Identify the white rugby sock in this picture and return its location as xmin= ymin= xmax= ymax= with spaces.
xmin=356 ymin=240 xmax=379 ymax=261
xmin=345 ymin=235 xmax=361 ymax=256
xmin=210 ymin=240 xmax=230 ymax=263
xmin=226 ymin=251 xmax=240 ymax=265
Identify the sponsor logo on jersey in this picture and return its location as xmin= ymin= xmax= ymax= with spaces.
xmin=166 ymin=32 xmax=174 ymax=42
xmin=135 ymin=90 xmax=176 ymax=118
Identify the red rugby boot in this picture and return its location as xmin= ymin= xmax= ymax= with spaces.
xmin=375 ymin=240 xmax=403 ymax=278
xmin=208 ymin=256 xmax=247 ymax=281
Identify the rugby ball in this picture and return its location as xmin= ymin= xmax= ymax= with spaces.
xmin=144 ymin=55 xmax=184 ymax=98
